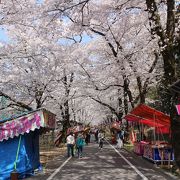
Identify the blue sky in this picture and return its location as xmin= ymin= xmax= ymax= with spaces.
xmin=58 ymin=34 xmax=93 ymax=46
xmin=36 ymin=0 xmax=44 ymax=4
xmin=0 ymin=28 xmax=9 ymax=42
xmin=0 ymin=27 xmax=93 ymax=45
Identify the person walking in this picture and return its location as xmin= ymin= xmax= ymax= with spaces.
xmin=98 ymin=130 xmax=104 ymax=149
xmin=95 ymin=128 xmax=99 ymax=143
xmin=66 ymin=132 xmax=75 ymax=157
xmin=76 ymin=133 xmax=85 ymax=158
xmin=85 ymin=132 xmax=91 ymax=145
xmin=116 ymin=129 xmax=124 ymax=149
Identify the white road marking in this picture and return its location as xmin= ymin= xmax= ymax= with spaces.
xmin=106 ymin=141 xmax=148 ymax=180
xmin=46 ymin=157 xmax=71 ymax=180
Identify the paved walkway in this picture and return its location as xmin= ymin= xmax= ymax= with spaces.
xmin=27 ymin=141 xmax=179 ymax=180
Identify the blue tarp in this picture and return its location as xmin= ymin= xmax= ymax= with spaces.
xmin=0 ymin=130 xmax=40 ymax=180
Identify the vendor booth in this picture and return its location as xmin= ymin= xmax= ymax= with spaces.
xmin=0 ymin=108 xmax=56 ymax=180
xmin=124 ymin=104 xmax=174 ymax=164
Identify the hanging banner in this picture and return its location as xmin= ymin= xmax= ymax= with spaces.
xmin=176 ymin=105 xmax=180 ymax=115
xmin=0 ymin=109 xmax=56 ymax=142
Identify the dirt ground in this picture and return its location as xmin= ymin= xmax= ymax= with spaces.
xmin=39 ymin=131 xmax=66 ymax=167
xmin=40 ymin=145 xmax=66 ymax=166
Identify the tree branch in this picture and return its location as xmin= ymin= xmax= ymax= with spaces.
xmin=0 ymin=91 xmax=33 ymax=111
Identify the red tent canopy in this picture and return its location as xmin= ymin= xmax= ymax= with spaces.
xmin=124 ymin=104 xmax=171 ymax=134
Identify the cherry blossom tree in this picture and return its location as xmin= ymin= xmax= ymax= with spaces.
xmin=0 ymin=1 xmax=179 ymax=165
xmin=54 ymin=0 xmax=160 ymax=119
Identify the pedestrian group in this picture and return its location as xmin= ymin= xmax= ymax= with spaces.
xmin=66 ymin=128 xmax=106 ymax=158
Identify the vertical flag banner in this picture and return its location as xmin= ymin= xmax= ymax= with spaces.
xmin=176 ymin=105 xmax=180 ymax=115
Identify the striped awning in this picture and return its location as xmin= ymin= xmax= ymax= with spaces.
xmin=0 ymin=109 xmax=56 ymax=141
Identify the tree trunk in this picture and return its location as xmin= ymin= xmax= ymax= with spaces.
xmin=162 ymin=48 xmax=177 ymax=85
xmin=60 ymin=72 xmax=73 ymax=141
xmin=160 ymin=49 xmax=179 ymax=166
xmin=136 ymin=76 xmax=146 ymax=104
xmin=61 ymin=118 xmax=71 ymax=143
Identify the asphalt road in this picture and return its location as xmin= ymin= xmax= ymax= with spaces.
xmin=27 ymin=141 xmax=179 ymax=180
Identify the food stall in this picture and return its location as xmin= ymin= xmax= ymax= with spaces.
xmin=0 ymin=108 xmax=56 ymax=180
xmin=124 ymin=104 xmax=174 ymax=164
